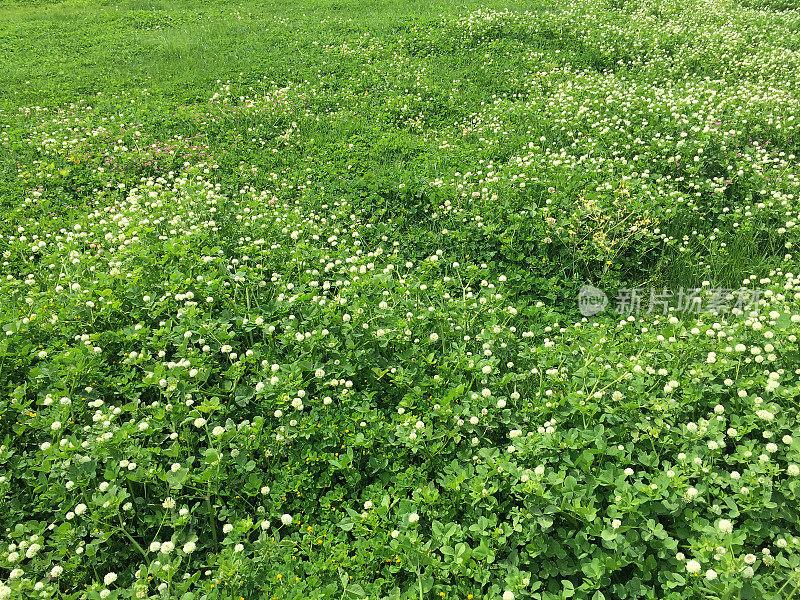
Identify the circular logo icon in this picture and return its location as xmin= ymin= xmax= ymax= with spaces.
xmin=578 ymin=284 xmax=608 ymax=316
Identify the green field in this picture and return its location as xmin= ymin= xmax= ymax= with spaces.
xmin=1 ymin=0 xmax=800 ymax=598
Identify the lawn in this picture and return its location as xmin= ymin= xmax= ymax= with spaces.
xmin=1 ymin=0 xmax=800 ymax=598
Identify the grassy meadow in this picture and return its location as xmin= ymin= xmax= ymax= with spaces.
xmin=1 ymin=0 xmax=800 ymax=598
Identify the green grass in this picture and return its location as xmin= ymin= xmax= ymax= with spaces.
xmin=2 ymin=0 xmax=800 ymax=598
xmin=0 ymin=0 xmax=532 ymax=109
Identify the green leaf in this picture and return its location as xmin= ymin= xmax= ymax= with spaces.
xmin=345 ymin=584 xmax=366 ymax=599
xmin=600 ymin=529 xmax=617 ymax=542
xmin=420 ymin=570 xmax=434 ymax=593
xmin=338 ymin=518 xmax=354 ymax=532
xmin=432 ymin=520 xmax=444 ymax=539
xmin=165 ymin=467 xmax=189 ymax=489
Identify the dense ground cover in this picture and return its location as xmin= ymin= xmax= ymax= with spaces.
xmin=1 ymin=0 xmax=800 ymax=598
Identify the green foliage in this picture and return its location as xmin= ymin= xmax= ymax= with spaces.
xmin=1 ymin=0 xmax=800 ymax=599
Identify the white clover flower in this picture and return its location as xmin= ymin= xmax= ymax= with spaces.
xmin=104 ymin=572 xmax=118 ymax=586
xmin=705 ymin=569 xmax=717 ymax=581
xmin=756 ymin=409 xmax=775 ymax=421
xmin=611 ymin=519 xmax=622 ymax=529
xmin=685 ymin=487 xmax=699 ymax=501
xmin=496 ymin=399 xmax=506 ymax=408
xmin=50 ymin=565 xmax=64 ymax=578
xmin=718 ymin=519 xmax=733 ymax=534
xmin=534 ymin=465 xmax=545 ymax=476
xmin=193 ymin=417 xmax=207 ymax=428
xmin=222 ymin=524 xmax=234 ymax=534
xmin=686 ymin=560 xmax=701 ymax=574
xmin=624 ymin=468 xmax=634 ymax=477
xmin=408 ymin=512 xmax=419 ymax=524
xmin=75 ymin=503 xmax=87 ymax=516
xmin=162 ymin=497 xmax=176 ymax=509
xmin=261 ymin=520 xmax=271 ymax=530
xmin=482 ymin=365 xmax=492 ymax=375
xmin=503 ymin=592 xmax=515 ymax=600
xmin=742 ymin=566 xmax=754 ymax=579
xmin=7 ymin=552 xmax=19 ymax=563
xmin=744 ymin=554 xmax=757 ymax=565
xmin=391 ymin=529 xmax=399 ymax=539
xmin=281 ymin=514 xmax=293 ymax=525
xmin=481 ymin=388 xmax=491 ymax=398
xmin=149 ymin=541 xmax=161 ymax=553
xmin=364 ymin=501 xmax=373 ymax=510
xmin=183 ymin=541 xmax=196 ymax=554
xmin=212 ymin=426 xmax=225 ymax=437
xmin=220 ymin=345 xmax=232 ymax=354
